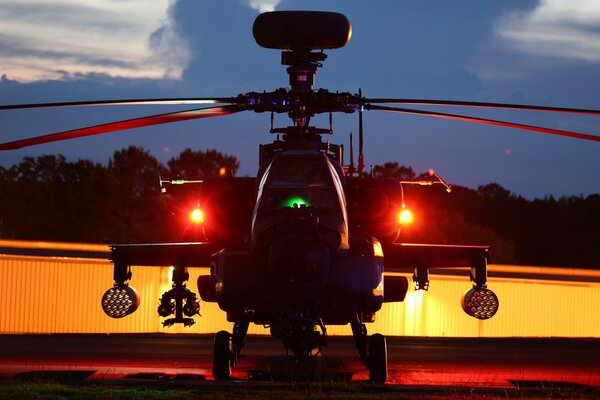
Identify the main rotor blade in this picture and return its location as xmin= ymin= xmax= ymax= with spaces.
xmin=364 ymin=98 xmax=600 ymax=116
xmin=0 ymin=105 xmax=244 ymax=150
xmin=0 ymin=98 xmax=237 ymax=111
xmin=365 ymin=104 xmax=600 ymax=142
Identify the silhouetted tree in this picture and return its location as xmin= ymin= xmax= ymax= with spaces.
xmin=0 ymin=155 xmax=67 ymax=240
xmin=373 ymin=162 xmax=416 ymax=180
xmin=105 ymin=146 xmax=166 ymax=243
xmin=0 ymin=155 xmax=108 ymax=241
xmin=0 ymin=146 xmax=243 ymax=244
xmin=167 ymin=148 xmax=239 ymax=179
xmin=374 ymin=164 xmax=520 ymax=264
xmin=61 ymin=159 xmax=111 ymax=242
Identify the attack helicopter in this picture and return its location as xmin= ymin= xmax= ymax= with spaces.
xmin=1 ymin=11 xmax=599 ymax=383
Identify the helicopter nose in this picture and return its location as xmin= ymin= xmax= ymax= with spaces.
xmin=268 ymin=239 xmax=329 ymax=299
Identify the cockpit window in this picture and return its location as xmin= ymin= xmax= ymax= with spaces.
xmin=259 ymin=155 xmax=339 ymax=213
xmin=262 ymin=186 xmax=339 ymax=212
xmin=269 ymin=156 xmax=332 ymax=185
xmin=251 ymin=153 xmax=349 ymax=250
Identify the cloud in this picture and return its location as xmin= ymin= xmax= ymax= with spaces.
xmin=0 ymin=0 xmax=190 ymax=82
xmin=245 ymin=0 xmax=281 ymax=13
xmin=496 ymin=0 xmax=600 ymax=62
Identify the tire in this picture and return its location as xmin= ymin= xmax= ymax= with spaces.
xmin=212 ymin=330 xmax=231 ymax=380
xmin=368 ymin=333 xmax=387 ymax=383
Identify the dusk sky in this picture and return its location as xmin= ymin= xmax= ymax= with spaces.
xmin=0 ymin=0 xmax=599 ymax=199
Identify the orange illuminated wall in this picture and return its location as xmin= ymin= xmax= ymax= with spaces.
xmin=0 ymin=240 xmax=599 ymax=337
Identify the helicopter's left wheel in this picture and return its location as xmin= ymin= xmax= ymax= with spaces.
xmin=212 ymin=330 xmax=232 ymax=380
xmin=368 ymin=333 xmax=387 ymax=383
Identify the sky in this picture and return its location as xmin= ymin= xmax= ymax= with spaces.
xmin=0 ymin=0 xmax=599 ymax=199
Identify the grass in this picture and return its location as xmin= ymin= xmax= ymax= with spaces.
xmin=0 ymin=379 xmax=598 ymax=400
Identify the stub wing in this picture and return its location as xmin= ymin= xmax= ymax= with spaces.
xmin=110 ymin=242 xmax=219 ymax=268
xmin=107 ymin=242 xmax=219 ymax=326
xmin=382 ymin=243 xmax=490 ymax=290
xmin=382 ymin=243 xmax=490 ymax=270
xmin=382 ymin=242 xmax=498 ymax=319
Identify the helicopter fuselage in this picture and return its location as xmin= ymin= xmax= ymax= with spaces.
xmin=207 ymin=147 xmax=387 ymax=357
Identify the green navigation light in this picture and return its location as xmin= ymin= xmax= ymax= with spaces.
xmin=284 ymin=197 xmax=310 ymax=208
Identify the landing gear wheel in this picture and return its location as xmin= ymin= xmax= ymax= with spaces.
xmin=368 ymin=333 xmax=387 ymax=383
xmin=212 ymin=330 xmax=232 ymax=380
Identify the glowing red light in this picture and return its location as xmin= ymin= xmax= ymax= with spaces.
xmin=398 ymin=209 xmax=413 ymax=225
xmin=190 ymin=208 xmax=204 ymax=224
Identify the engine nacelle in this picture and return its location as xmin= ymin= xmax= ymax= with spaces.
xmin=346 ymin=177 xmax=403 ymax=243
xmin=164 ymin=177 xmax=256 ymax=245
xmin=202 ymin=177 xmax=255 ymax=244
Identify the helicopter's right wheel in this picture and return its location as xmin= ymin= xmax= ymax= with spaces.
xmin=368 ymin=333 xmax=388 ymax=383
xmin=212 ymin=330 xmax=232 ymax=380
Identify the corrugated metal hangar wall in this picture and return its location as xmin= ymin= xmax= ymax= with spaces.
xmin=1 ymin=240 xmax=599 ymax=337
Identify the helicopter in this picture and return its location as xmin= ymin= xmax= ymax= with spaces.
xmin=1 ymin=11 xmax=599 ymax=383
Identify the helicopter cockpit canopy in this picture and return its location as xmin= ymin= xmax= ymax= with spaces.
xmin=263 ymin=153 xmax=337 ymax=210
xmin=252 ymin=150 xmax=349 ymax=251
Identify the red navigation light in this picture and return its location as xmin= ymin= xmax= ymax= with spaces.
xmin=398 ymin=208 xmax=413 ymax=225
xmin=190 ymin=208 xmax=205 ymax=224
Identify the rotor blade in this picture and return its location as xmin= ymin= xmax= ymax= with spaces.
xmin=0 ymin=105 xmax=244 ymax=150
xmin=0 ymin=98 xmax=237 ymax=111
xmin=364 ymin=98 xmax=600 ymax=116
xmin=365 ymin=104 xmax=600 ymax=142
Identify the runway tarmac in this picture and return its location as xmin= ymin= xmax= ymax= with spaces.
xmin=0 ymin=334 xmax=598 ymax=392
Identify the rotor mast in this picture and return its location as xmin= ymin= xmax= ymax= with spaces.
xmin=252 ymin=11 xmax=352 ymax=143
xmin=284 ymin=50 xmax=324 ymax=94
xmin=283 ymin=49 xmax=325 ymax=130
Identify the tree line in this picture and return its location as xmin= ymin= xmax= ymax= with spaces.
xmin=373 ymin=162 xmax=599 ymax=268
xmin=0 ymin=147 xmax=238 ymax=244
xmin=0 ymin=149 xmax=597 ymax=268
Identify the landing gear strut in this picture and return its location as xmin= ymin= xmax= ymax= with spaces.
xmin=212 ymin=330 xmax=232 ymax=380
xmin=350 ymin=313 xmax=388 ymax=383
xmin=368 ymin=333 xmax=388 ymax=383
xmin=212 ymin=320 xmax=249 ymax=380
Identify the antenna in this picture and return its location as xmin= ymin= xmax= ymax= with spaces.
xmin=349 ymin=132 xmax=355 ymax=175
xmin=400 ymin=169 xmax=452 ymax=193
xmin=159 ymin=174 xmax=166 ymax=193
xmin=358 ymin=89 xmax=365 ymax=176
xmin=431 ymin=169 xmax=452 ymax=193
